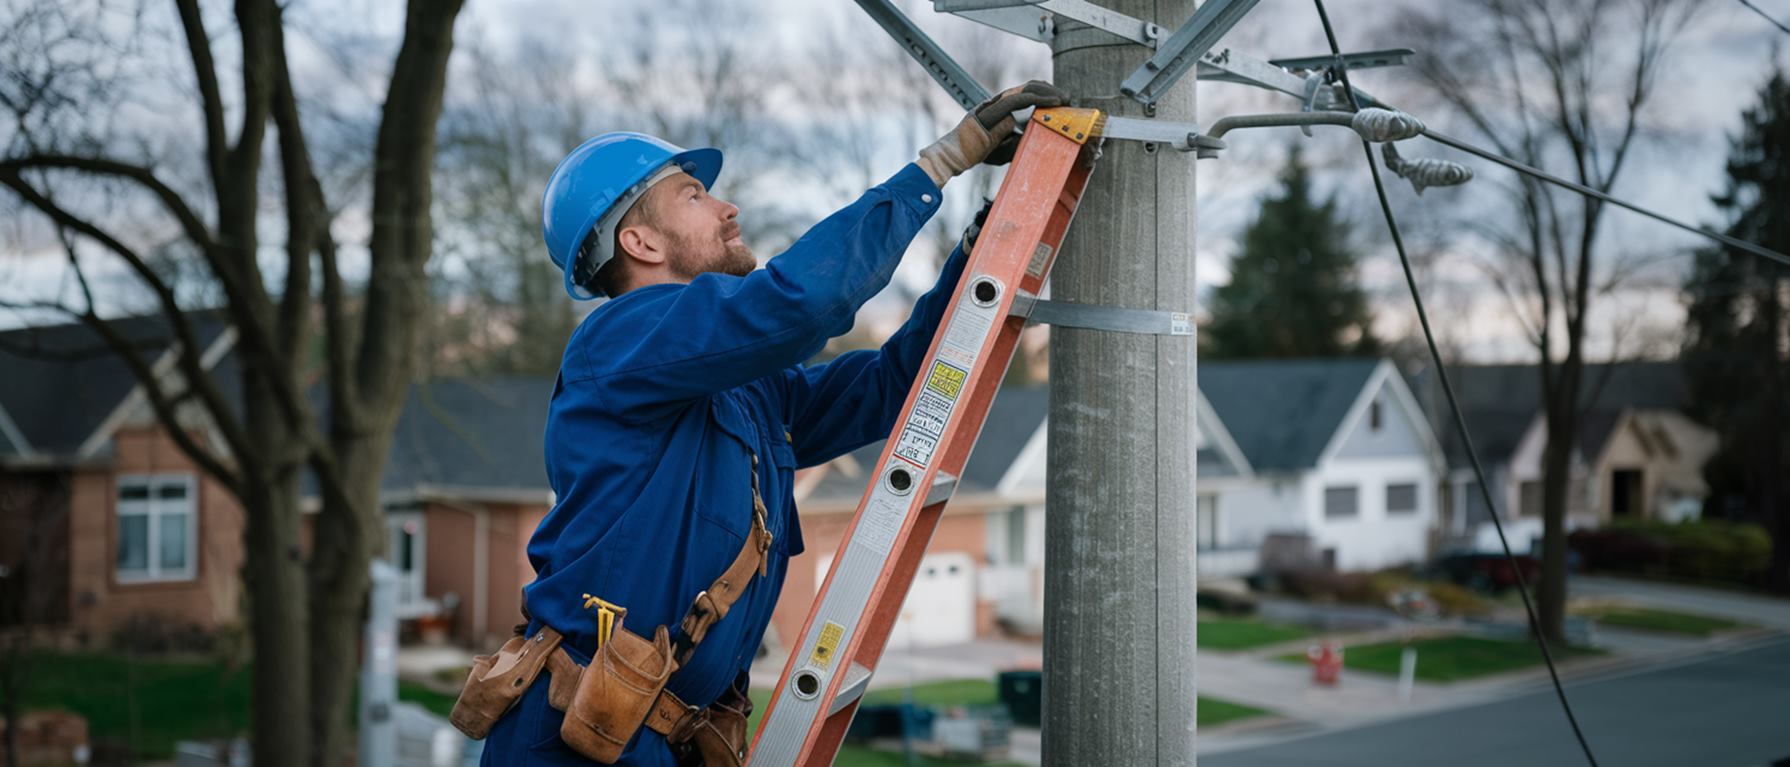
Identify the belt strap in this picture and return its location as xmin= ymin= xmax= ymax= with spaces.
xmin=672 ymin=453 xmax=774 ymax=666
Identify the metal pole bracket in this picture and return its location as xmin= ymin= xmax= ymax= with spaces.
xmin=1010 ymin=291 xmax=1193 ymax=336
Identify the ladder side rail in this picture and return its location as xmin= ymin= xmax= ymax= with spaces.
xmin=750 ymin=114 xmax=1095 ymax=765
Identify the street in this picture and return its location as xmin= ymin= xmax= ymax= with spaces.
xmin=1203 ymin=634 xmax=1790 ymax=766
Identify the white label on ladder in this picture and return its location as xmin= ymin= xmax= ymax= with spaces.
xmin=855 ymin=492 xmax=906 ymax=557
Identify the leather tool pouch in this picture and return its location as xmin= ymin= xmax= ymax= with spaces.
xmin=449 ymin=628 xmax=563 ymax=739
xmin=559 ymin=616 xmax=678 ymax=763
xmin=669 ymin=684 xmax=753 ymax=767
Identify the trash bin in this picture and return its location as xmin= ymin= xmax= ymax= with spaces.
xmin=997 ymin=670 xmax=1042 ymax=727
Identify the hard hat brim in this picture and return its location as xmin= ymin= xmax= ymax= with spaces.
xmin=669 ymin=147 xmax=723 ymax=192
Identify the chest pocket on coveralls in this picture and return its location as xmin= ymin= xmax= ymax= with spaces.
xmin=701 ymin=393 xmax=765 ymax=543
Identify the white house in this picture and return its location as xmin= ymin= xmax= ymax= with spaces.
xmin=779 ymin=359 xmax=1449 ymax=646
xmin=1199 ymin=358 xmax=1446 ymax=574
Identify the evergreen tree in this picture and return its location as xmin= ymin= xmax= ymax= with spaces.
xmin=1203 ymin=146 xmax=1379 ymax=358
xmin=1683 ymin=69 xmax=1790 ymax=593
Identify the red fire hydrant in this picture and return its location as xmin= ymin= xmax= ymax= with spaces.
xmin=1308 ymin=641 xmax=1343 ymax=686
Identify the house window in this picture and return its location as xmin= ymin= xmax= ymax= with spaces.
xmin=1519 ymin=481 xmax=1543 ymax=518
xmin=1324 ymin=486 xmax=1358 ymax=519
xmin=1197 ymin=495 xmax=1218 ymax=550
xmin=1005 ymin=506 xmax=1027 ymax=564
xmin=117 ymin=474 xmax=197 ymax=582
xmin=1369 ymin=399 xmax=1383 ymax=431
xmin=1387 ymin=483 xmax=1418 ymax=515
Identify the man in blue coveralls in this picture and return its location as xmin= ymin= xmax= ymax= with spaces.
xmin=480 ymin=81 xmax=1066 ymax=765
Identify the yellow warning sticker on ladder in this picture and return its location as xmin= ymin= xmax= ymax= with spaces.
xmin=810 ymin=621 xmax=845 ymax=669
xmin=924 ymin=361 xmax=967 ymax=399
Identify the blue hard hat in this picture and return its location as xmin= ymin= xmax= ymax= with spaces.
xmin=541 ymin=132 xmax=723 ymax=300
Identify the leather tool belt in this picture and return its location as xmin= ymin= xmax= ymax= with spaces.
xmin=450 ymin=456 xmax=775 ymax=765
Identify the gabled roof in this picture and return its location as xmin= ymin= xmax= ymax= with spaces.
xmin=1199 ymin=358 xmax=1382 ymax=472
xmin=0 ymin=312 xmax=231 ymax=459
xmin=1412 ymin=362 xmax=1688 ymax=468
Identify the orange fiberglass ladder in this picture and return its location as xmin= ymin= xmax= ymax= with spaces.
xmin=748 ymin=107 xmax=1106 ymax=765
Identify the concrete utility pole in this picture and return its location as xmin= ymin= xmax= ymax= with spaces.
xmin=1044 ymin=1 xmax=1198 ymax=762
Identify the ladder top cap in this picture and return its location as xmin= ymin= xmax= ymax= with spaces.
xmin=1032 ymin=107 xmax=1105 ymax=145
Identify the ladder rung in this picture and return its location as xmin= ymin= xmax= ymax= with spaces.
xmin=826 ymin=662 xmax=875 ymax=716
xmin=925 ymin=472 xmax=959 ymax=507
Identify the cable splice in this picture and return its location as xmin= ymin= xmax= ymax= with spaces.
xmin=1349 ymin=107 xmax=1425 ymax=142
xmin=1381 ymin=142 xmax=1474 ymax=194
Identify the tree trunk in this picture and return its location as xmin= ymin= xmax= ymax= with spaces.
xmin=1763 ymin=283 xmax=1788 ymax=593
xmin=242 ymin=381 xmax=311 ymax=767
xmin=306 ymin=432 xmax=391 ymax=767
xmin=1537 ymin=355 xmax=1583 ymax=647
xmin=1537 ymin=416 xmax=1571 ymax=645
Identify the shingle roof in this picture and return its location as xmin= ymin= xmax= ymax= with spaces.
xmin=378 ymin=376 xmax=555 ymax=493
xmin=1411 ymin=362 xmax=1688 ymax=467
xmin=0 ymin=312 xmax=230 ymax=458
xmin=1199 ymin=358 xmax=1382 ymax=472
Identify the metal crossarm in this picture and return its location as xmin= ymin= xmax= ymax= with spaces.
xmin=856 ymin=0 xmax=993 ymax=109
xmin=1120 ymin=0 xmax=1261 ymax=105
xmin=749 ymin=108 xmax=1102 ymax=765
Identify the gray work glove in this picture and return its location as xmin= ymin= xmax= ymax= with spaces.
xmin=917 ymin=80 xmax=1069 ymax=188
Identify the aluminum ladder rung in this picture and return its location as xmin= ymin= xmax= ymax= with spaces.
xmin=825 ymin=663 xmax=875 ymax=717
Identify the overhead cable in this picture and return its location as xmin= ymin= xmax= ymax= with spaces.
xmin=1311 ymin=1 xmax=1603 ymax=765
xmin=1737 ymin=0 xmax=1790 ymax=36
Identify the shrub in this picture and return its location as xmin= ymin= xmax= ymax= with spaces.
xmin=1278 ymin=568 xmax=1403 ymax=607
xmin=1571 ymin=520 xmax=1771 ymax=586
xmin=1424 ymin=581 xmax=1492 ymax=618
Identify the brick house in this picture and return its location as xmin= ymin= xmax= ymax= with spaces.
xmin=0 ymin=315 xmax=243 ymax=642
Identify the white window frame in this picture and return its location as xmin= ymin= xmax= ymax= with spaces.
xmin=386 ymin=510 xmax=435 ymax=620
xmin=1197 ymin=494 xmax=1219 ymax=550
xmin=116 ymin=473 xmax=198 ymax=583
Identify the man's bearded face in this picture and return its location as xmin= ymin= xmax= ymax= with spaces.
xmin=648 ymin=172 xmax=755 ymax=280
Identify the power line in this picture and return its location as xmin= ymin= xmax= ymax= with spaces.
xmin=1310 ymin=2 xmax=1603 ymax=766
xmin=1737 ymin=0 xmax=1790 ymax=36
xmin=1414 ymin=128 xmax=1790 ymax=270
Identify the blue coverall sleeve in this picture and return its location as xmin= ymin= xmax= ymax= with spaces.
xmin=585 ymin=164 xmax=942 ymax=416
xmin=782 ymin=240 xmax=970 ymax=468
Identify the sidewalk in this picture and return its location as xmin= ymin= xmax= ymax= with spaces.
xmin=1570 ymin=574 xmax=1790 ymax=630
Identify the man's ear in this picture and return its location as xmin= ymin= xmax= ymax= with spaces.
xmin=616 ymin=224 xmax=668 ymax=267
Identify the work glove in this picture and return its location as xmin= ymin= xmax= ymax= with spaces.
xmin=917 ymin=80 xmax=1069 ymax=188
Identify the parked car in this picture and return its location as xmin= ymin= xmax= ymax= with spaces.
xmin=1431 ymin=550 xmax=1539 ymax=593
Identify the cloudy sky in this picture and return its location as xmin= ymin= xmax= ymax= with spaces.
xmin=3 ymin=0 xmax=1786 ymax=363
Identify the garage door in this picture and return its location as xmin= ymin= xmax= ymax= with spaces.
xmin=815 ymin=551 xmax=976 ymax=649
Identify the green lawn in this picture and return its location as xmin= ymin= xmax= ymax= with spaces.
xmin=12 ymin=652 xmax=471 ymax=759
xmin=1199 ymin=696 xmax=1270 ymax=727
xmin=1279 ymin=636 xmax=1603 ymax=682
xmin=1198 ymin=617 xmax=1312 ymax=651
xmin=1577 ymin=606 xmax=1743 ymax=636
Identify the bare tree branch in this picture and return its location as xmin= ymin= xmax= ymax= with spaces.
xmin=174 ymin=0 xmax=228 ymax=190
xmin=0 ymin=168 xmax=255 ymax=471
